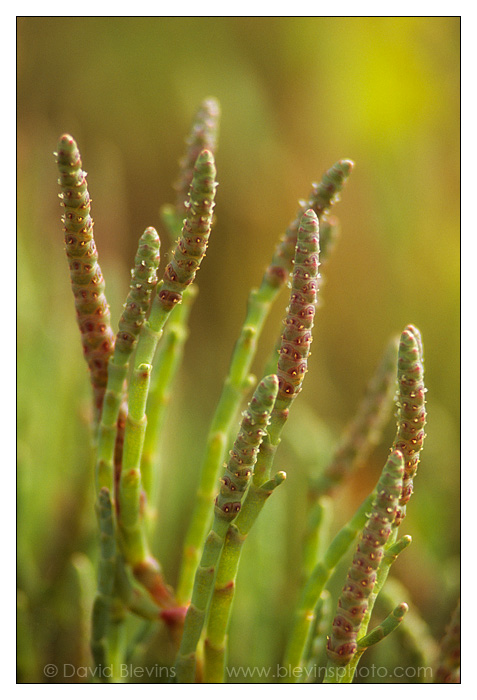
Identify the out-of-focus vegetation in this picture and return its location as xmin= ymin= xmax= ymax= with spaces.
xmin=17 ymin=17 xmax=459 ymax=682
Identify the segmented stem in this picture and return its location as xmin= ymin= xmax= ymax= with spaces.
xmin=282 ymin=489 xmax=376 ymax=682
xmin=175 ymin=375 xmax=279 ymax=683
xmin=117 ymin=151 xmax=217 ymax=603
xmin=177 ymin=164 xmax=352 ymax=605
xmin=301 ymin=496 xmax=333 ymax=583
xmin=202 ymin=211 xmax=320 ymax=682
xmin=141 ymin=284 xmax=198 ymax=503
xmin=264 ymin=160 xmax=353 ymax=287
xmin=117 ymin=227 xmax=161 ymax=359
xmin=203 ymin=471 xmax=287 ymax=682
xmin=254 ymin=209 xmax=320 ymax=485
xmin=161 ymin=98 xmax=220 ymax=240
xmin=90 ymin=488 xmax=116 ymax=675
xmin=175 ymin=97 xmax=221 ymax=220
xmin=392 ymin=325 xmax=426 ymax=525
xmin=333 ymin=327 xmax=427 ymax=682
xmin=55 ymin=134 xmax=114 ymax=418
xmin=303 ymin=590 xmax=333 ymax=682
xmin=325 ymin=449 xmax=404 ymax=668
xmin=357 ymin=602 xmax=408 ymax=649
xmin=156 ymin=149 xmax=217 ymax=314
xmin=96 ymin=227 xmax=160 ymax=494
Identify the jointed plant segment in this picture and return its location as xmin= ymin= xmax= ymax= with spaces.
xmin=176 ymin=375 xmax=279 ymax=682
xmin=53 ymin=97 xmax=456 ymax=684
xmin=199 ymin=209 xmax=320 ymax=683
xmin=326 ymin=449 xmax=404 ymax=666
xmin=176 ymin=159 xmax=353 ymax=606
xmin=55 ymin=135 xmax=115 ymax=419
xmin=392 ymin=325 xmax=427 ymax=525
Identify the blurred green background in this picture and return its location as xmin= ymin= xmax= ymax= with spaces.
xmin=17 ymin=17 xmax=459 ymax=682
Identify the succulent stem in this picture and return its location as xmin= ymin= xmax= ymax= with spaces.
xmin=202 ymin=210 xmax=320 ymax=682
xmin=175 ymin=375 xmax=279 ymax=683
xmin=55 ymin=134 xmax=115 ymax=420
xmin=117 ymin=150 xmax=217 ymax=606
xmin=177 ymin=163 xmax=353 ymax=606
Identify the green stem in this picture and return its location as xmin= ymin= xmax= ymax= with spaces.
xmin=141 ymin=284 xmax=198 ymax=505
xmin=90 ymin=487 xmax=116 ymax=679
xmin=324 ymin=603 xmax=409 ymax=684
xmin=330 ymin=326 xmax=427 ymax=682
xmin=117 ymin=150 xmax=217 ymax=605
xmin=174 ymin=97 xmax=221 ymax=223
xmin=302 ymin=590 xmax=333 ymax=683
xmin=114 ymin=554 xmax=162 ymax=621
xmin=175 ymin=375 xmax=279 ymax=683
xmin=357 ymin=602 xmax=408 ymax=649
xmin=175 ymin=289 xmax=277 ymax=604
xmin=108 ymin=601 xmax=128 ymax=682
xmin=71 ymin=553 xmax=96 ymax=669
xmin=161 ymin=97 xmax=221 ymax=239
xmin=95 ymin=227 xmax=160 ymax=495
xmin=333 ymin=530 xmax=412 ymax=685
xmin=324 ymin=450 xmax=404 ymax=675
xmin=325 ymin=326 xmax=427 ymax=683
xmin=301 ymin=495 xmax=333 ymax=583
xmin=202 ymin=210 xmax=321 ymax=682
xmin=177 ymin=162 xmax=353 ymax=605
xmin=281 ymin=490 xmax=376 ymax=682
xmin=203 ymin=473 xmax=287 ymax=682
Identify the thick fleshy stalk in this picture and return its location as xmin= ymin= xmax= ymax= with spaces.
xmin=161 ymin=98 xmax=220 ymax=240
xmin=261 ymin=214 xmax=340 ymax=381
xmin=175 ymin=97 xmax=221 ymax=220
xmin=282 ymin=489 xmax=376 ymax=682
xmin=116 ymin=228 xmax=161 ymax=360
xmin=118 ymin=150 xmax=217 ymax=605
xmin=202 ymin=210 xmax=320 ymax=682
xmin=325 ymin=450 xmax=404 ymax=673
xmin=302 ymin=496 xmax=333 ymax=581
xmin=331 ymin=599 xmax=411 ymax=685
xmin=303 ymin=590 xmax=333 ymax=683
xmin=264 ymin=160 xmax=353 ymax=287
xmin=141 ymin=284 xmax=198 ymax=504
xmin=55 ymin=134 xmax=115 ymax=418
xmin=96 ymin=227 xmax=160 ymax=495
xmin=177 ymin=164 xmax=353 ymax=605
xmin=90 ymin=487 xmax=116 ymax=676
xmin=357 ymin=602 xmax=408 ymax=649
xmin=202 ymin=471 xmax=287 ymax=682
xmin=336 ymin=534 xmax=414 ymax=685
xmin=392 ymin=325 xmax=427 ymax=525
xmin=254 ymin=208 xmax=320 ymax=484
xmin=157 ymin=151 xmax=217 ymax=314
xmin=333 ymin=328 xmax=427 ymax=682
xmin=175 ymin=375 xmax=279 ymax=683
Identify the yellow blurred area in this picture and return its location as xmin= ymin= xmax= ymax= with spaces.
xmin=17 ymin=17 xmax=459 ymax=681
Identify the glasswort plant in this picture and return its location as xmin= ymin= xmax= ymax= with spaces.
xmin=51 ymin=97 xmax=458 ymax=684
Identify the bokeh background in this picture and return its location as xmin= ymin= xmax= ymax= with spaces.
xmin=17 ymin=17 xmax=459 ymax=682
